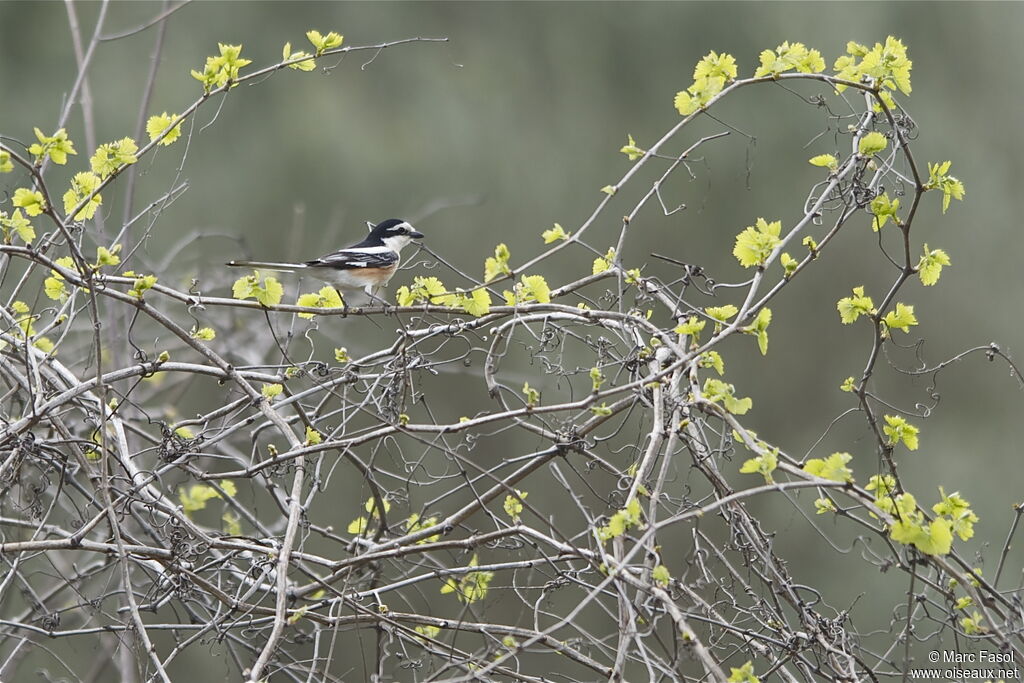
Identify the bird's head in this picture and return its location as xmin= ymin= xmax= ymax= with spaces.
xmin=370 ymin=219 xmax=424 ymax=252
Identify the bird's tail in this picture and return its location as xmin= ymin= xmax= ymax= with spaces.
xmin=225 ymin=260 xmax=303 ymax=273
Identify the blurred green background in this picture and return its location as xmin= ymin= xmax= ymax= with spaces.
xmin=3 ymin=1 xmax=1023 ymax=679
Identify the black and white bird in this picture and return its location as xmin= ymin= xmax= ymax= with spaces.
xmin=227 ymin=219 xmax=424 ymax=299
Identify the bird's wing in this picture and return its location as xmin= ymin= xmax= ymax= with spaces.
xmin=305 ymin=247 xmax=398 ymax=270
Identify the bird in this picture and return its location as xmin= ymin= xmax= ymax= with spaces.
xmin=226 ymin=218 xmax=424 ymax=302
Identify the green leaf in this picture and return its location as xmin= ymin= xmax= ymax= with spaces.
xmin=673 ymin=74 xmax=724 ymax=115
xmin=651 ymin=564 xmax=671 ymax=586
xmin=733 ymin=217 xmax=782 ymax=268
xmin=128 ymin=274 xmax=158 ymax=298
xmin=961 ymin=611 xmax=987 ymax=635
xmin=0 ymin=209 xmax=35 ymax=244
xmin=43 ymin=276 xmax=67 ymax=301
xmin=593 ymin=247 xmax=616 ymax=274
xmin=743 ymin=307 xmax=772 ymax=355
xmin=889 ymin=493 xmax=952 ymax=556
xmin=933 ymin=489 xmax=978 ymax=541
xmin=296 ymin=285 xmax=344 ymax=319
xmin=53 ymin=257 xmax=76 ymax=276
xmin=461 ymin=288 xmax=492 ymax=317
xmin=803 ymin=452 xmax=854 ymax=483
xmin=836 ymin=286 xmax=875 ymax=324
xmin=190 ymin=326 xmax=216 ymax=341
xmin=439 ymin=554 xmax=493 ymax=604
xmin=63 ymin=172 xmax=103 ymax=221
xmin=867 ymin=473 xmax=896 ymax=495
xmin=869 ymin=192 xmax=900 ymax=230
xmin=437 ymin=287 xmax=491 ymax=317
xmin=306 ymin=30 xmax=343 ymax=55
xmin=406 ymin=513 xmax=441 ymax=544
xmin=12 ymin=300 xmax=33 ymax=334
xmin=780 ymin=252 xmax=798 ymax=277
xmin=522 ymin=382 xmax=539 ymax=407
xmin=347 ymin=516 xmax=368 ymax=534
xmin=727 ymin=660 xmax=760 ymax=683
xmin=858 ymin=131 xmax=888 ymax=157
xmin=12 ymin=188 xmax=46 ymax=217
xmin=0 ymin=150 xmax=12 ymax=173
xmin=600 ymin=184 xmax=617 ymax=195
xmin=364 ymin=495 xmax=391 ymax=517
xmin=833 ymin=36 xmax=912 ymax=96
xmin=840 ymin=376 xmax=855 ymax=392
xmin=808 ymin=154 xmax=838 ymax=171
xmin=28 ymin=127 xmax=77 ymax=165
xmin=589 ymin=403 xmax=613 ymax=416
xmin=484 ymin=243 xmax=511 ymax=282
xmin=673 ymin=316 xmax=706 ymax=338
xmin=505 ymin=274 xmax=551 ymax=305
xmin=598 ymin=499 xmax=645 ymax=541
xmin=753 ymin=41 xmax=823 ymax=77
xmin=704 ymin=304 xmax=737 ymax=323
xmin=232 ymin=271 xmax=284 ymax=306
xmin=192 ymin=43 xmax=253 ymax=92
xmin=256 ymin=276 xmax=284 ymax=305
xmin=739 ymin=449 xmax=777 ymax=484
xmin=415 ymin=625 xmax=441 ymax=640
xmin=698 ymin=350 xmax=724 ymax=375
xmin=282 ymin=41 xmax=316 ymax=71
xmin=589 ymin=366 xmax=606 ymax=392
xmin=883 ymin=302 xmax=918 ymax=333
xmin=917 ymin=244 xmax=951 ymax=286
xmin=94 ymin=244 xmax=122 ymax=268
xmin=90 ymin=137 xmax=138 ymax=178
xmin=866 ymin=474 xmax=897 ymax=510
xmin=334 ymin=347 xmax=350 ymax=363
xmin=542 ymin=223 xmax=570 ymax=243
xmin=395 ymin=276 xmax=448 ymax=306
xmin=146 ymin=112 xmax=183 ymax=146
xmin=926 ymin=161 xmax=965 ymax=213
xmin=604 ymin=511 xmax=627 ymax=539
xmin=262 ymin=383 xmax=283 ymax=399
xmin=305 ymin=426 xmax=322 ymax=445
xmin=703 ymin=378 xmax=752 ymax=415
xmin=693 ymin=51 xmax=737 ymax=81
xmin=815 ymin=497 xmax=837 ymax=514
xmin=619 ymin=134 xmax=644 ymax=161
xmin=179 ymin=483 xmax=221 ymax=514
xmin=503 ymin=490 xmax=527 ymax=522
xmin=883 ymin=414 xmax=919 ymax=451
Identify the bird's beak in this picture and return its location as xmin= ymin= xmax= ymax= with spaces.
xmin=409 ymin=230 xmax=425 ymax=239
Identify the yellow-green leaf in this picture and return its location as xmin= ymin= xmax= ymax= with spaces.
xmin=803 ymin=452 xmax=854 ymax=483
xmin=542 ymin=223 xmax=570 ymax=243
xmin=808 ymin=154 xmax=838 ymax=171
xmin=146 ymin=112 xmax=183 ymax=146
xmin=13 ymin=188 xmax=46 ymax=217
xmin=858 ymin=131 xmax=888 ymax=156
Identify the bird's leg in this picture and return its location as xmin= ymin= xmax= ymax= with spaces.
xmin=336 ymin=288 xmax=348 ymax=317
xmin=366 ymin=286 xmax=391 ymax=313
